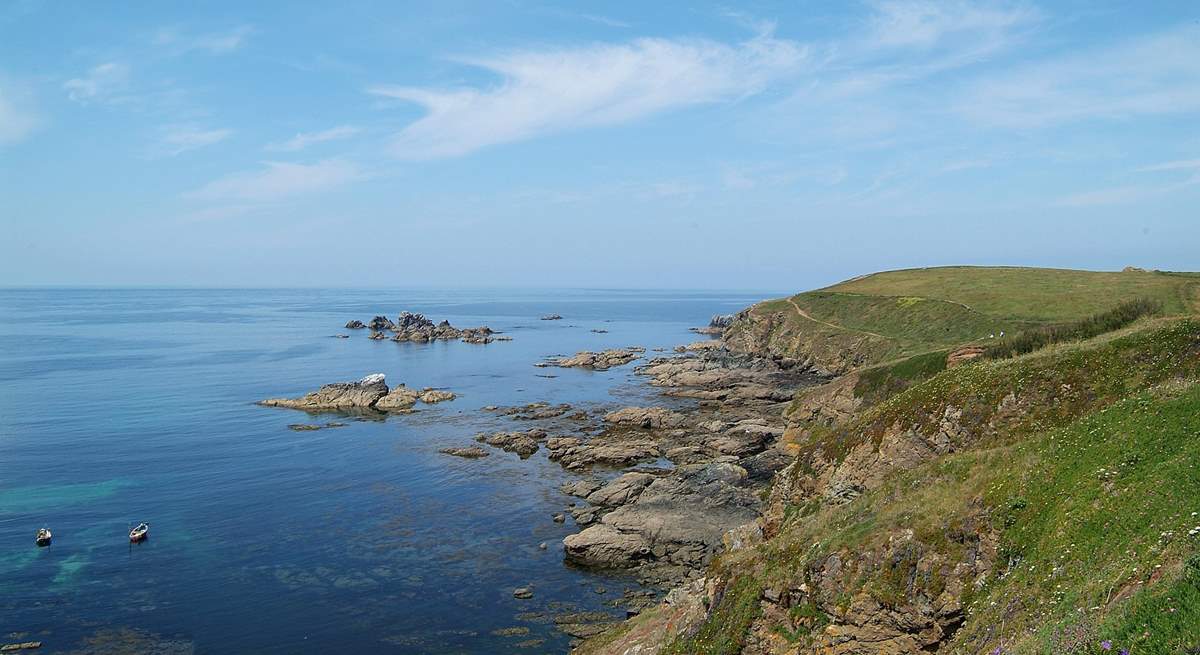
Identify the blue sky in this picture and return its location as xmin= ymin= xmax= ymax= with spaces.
xmin=1 ymin=1 xmax=1197 ymax=289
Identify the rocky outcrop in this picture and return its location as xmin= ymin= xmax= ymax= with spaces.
xmin=602 ymin=406 xmax=687 ymax=430
xmin=344 ymin=312 xmax=498 ymax=344
xmin=259 ymin=374 xmax=455 ymax=413
xmin=259 ymin=374 xmax=389 ymax=411
xmin=541 ymin=314 xmax=563 ymax=320
xmin=476 ymin=429 xmax=547 ymax=458
xmin=542 ymin=347 xmax=645 ymax=370
xmin=563 ymin=462 xmax=760 ymax=577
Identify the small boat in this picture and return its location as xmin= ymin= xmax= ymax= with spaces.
xmin=129 ymin=523 xmax=149 ymax=543
xmin=36 ymin=528 xmax=52 ymax=547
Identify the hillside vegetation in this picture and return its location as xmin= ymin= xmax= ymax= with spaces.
xmin=724 ymin=266 xmax=1200 ymax=375
xmin=578 ymin=267 xmax=1200 ymax=655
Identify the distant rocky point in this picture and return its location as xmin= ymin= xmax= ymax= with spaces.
xmin=344 ymin=312 xmax=498 ymax=344
xmin=541 ymin=314 xmax=563 ymax=320
xmin=259 ymin=373 xmax=455 ymax=413
xmin=689 ymin=313 xmax=736 ymax=336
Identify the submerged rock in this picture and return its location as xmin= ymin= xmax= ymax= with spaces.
xmin=439 ymin=446 xmax=490 ymax=459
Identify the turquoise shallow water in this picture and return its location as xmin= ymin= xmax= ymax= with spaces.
xmin=0 ymin=288 xmax=771 ymax=653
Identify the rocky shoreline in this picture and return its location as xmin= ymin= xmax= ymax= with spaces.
xmin=261 ymin=314 xmax=824 ymax=648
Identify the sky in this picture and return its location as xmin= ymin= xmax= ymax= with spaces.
xmin=1 ymin=1 xmax=1197 ymax=289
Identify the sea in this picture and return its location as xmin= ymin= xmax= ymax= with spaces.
xmin=0 ymin=288 xmax=775 ymax=654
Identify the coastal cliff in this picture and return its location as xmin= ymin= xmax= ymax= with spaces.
xmin=575 ymin=266 xmax=1200 ymax=655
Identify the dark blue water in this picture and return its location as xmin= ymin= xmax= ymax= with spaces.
xmin=0 ymin=288 xmax=770 ymax=653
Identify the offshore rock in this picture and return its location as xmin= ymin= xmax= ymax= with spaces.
xmin=544 ymin=347 xmax=645 ymax=371
xmin=259 ymin=374 xmax=389 ymax=411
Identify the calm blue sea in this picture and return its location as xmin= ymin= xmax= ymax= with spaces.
xmin=0 ymin=288 xmax=772 ymax=654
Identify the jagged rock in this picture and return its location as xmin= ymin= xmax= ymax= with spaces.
xmin=541 ymin=314 xmax=563 ymax=320
xmin=375 ymin=386 xmax=420 ymax=411
xmin=513 ymin=587 xmax=534 ymax=599
xmin=344 ymin=320 xmax=365 ymax=329
xmin=476 ymin=429 xmax=546 ymax=458
xmin=602 ymin=407 xmax=687 ymax=430
xmin=368 ymin=316 xmax=395 ymax=331
xmin=585 ymin=472 xmax=656 ymax=507
xmin=259 ymin=374 xmax=389 ymax=411
xmin=561 ymin=479 xmax=603 ymax=498
xmin=420 ymin=389 xmax=456 ymax=403
xmin=439 ymin=446 xmax=489 ymax=459
xmin=545 ymin=347 xmax=645 ymax=370
xmin=564 ymin=462 xmax=757 ymax=572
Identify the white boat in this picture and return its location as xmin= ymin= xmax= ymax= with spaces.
xmin=129 ymin=522 xmax=149 ymax=543
xmin=36 ymin=528 xmax=52 ymax=546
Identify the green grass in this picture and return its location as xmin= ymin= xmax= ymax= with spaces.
xmin=727 ymin=267 xmax=1199 ymax=373
xmin=825 ymin=266 xmax=1200 ymax=322
xmin=984 ymin=298 xmax=1162 ymax=360
xmin=851 ymin=348 xmax=950 ymax=406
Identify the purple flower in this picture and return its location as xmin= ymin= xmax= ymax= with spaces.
xmin=1119 ymin=649 xmax=1129 ymax=655
xmin=1101 ymin=641 xmax=1112 ymax=651
xmin=991 ymin=648 xmax=1003 ymax=655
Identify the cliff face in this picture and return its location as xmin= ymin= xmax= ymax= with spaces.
xmin=577 ymin=315 xmax=1200 ymax=655
xmin=721 ymin=306 xmax=890 ymax=376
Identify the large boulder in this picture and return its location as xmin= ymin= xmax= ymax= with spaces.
xmin=259 ymin=374 xmax=389 ymax=411
xmin=562 ymin=524 xmax=651 ymax=568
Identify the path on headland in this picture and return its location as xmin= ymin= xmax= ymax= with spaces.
xmin=785 ymin=296 xmax=891 ymax=340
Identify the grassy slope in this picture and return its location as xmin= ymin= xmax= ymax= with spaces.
xmin=660 ymin=318 xmax=1200 ymax=654
xmin=730 ymin=267 xmax=1200 ymax=373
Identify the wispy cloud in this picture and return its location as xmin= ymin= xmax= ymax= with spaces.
xmin=153 ymin=25 xmax=253 ymax=55
xmin=369 ymin=33 xmax=808 ymax=159
xmin=63 ymin=62 xmax=129 ymax=104
xmin=862 ymin=0 xmax=1039 ymax=51
xmin=266 ymin=125 xmax=361 ymax=152
xmin=153 ymin=124 xmax=233 ymax=157
xmin=1052 ymin=186 xmax=1151 ymax=208
xmin=579 ymin=14 xmax=630 ymax=29
xmin=959 ymin=27 xmax=1200 ymax=128
xmin=1136 ymin=158 xmax=1200 ymax=173
xmin=0 ymin=80 xmax=40 ymax=145
xmin=185 ymin=159 xmax=363 ymax=203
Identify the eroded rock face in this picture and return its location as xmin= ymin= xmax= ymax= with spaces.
xmin=259 ymin=374 xmax=389 ymax=411
xmin=545 ymin=347 xmax=645 ymax=370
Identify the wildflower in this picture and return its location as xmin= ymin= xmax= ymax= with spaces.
xmin=1101 ymin=641 xmax=1112 ymax=650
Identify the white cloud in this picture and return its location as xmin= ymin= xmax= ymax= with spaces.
xmin=1136 ymin=158 xmax=1200 ymax=173
xmin=154 ymin=26 xmax=252 ymax=55
xmin=154 ymin=125 xmax=232 ymax=156
xmin=863 ymin=0 xmax=1038 ymax=51
xmin=959 ymin=27 xmax=1200 ymax=128
xmin=1052 ymin=186 xmax=1150 ymax=208
xmin=0 ymin=81 xmax=40 ymax=145
xmin=266 ymin=125 xmax=361 ymax=152
xmin=369 ymin=33 xmax=808 ymax=159
xmin=63 ymin=62 xmax=129 ymax=104
xmin=185 ymin=159 xmax=363 ymax=203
